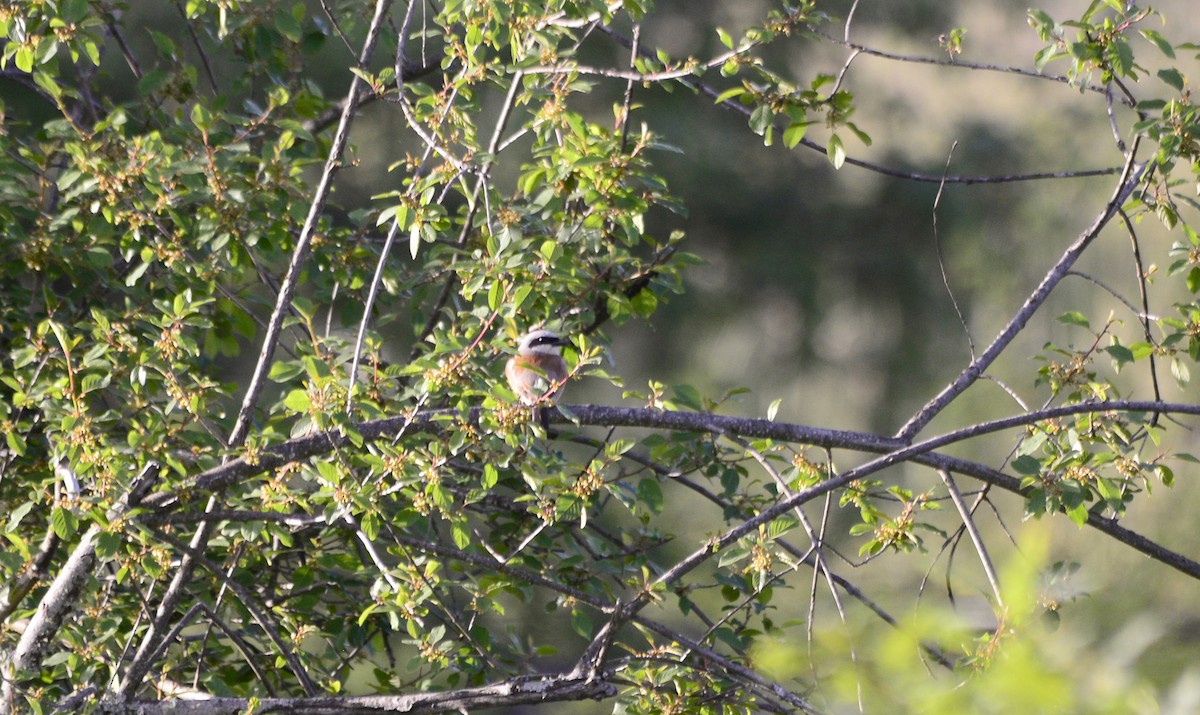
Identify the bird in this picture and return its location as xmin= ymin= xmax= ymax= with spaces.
xmin=505 ymin=328 xmax=570 ymax=406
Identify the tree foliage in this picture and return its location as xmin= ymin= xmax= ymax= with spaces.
xmin=2 ymin=1 xmax=1200 ymax=713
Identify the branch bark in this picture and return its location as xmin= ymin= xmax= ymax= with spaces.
xmin=1 ymin=466 xmax=157 ymax=714
xmin=132 ymin=400 xmax=1200 ymax=584
xmin=897 ymin=149 xmax=1148 ymax=439
xmin=90 ymin=673 xmax=616 ymax=715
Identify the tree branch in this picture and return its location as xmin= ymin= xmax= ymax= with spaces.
xmin=1 ymin=465 xmax=158 ymax=713
xmin=228 ymin=0 xmax=394 ymax=447
xmin=596 ymin=25 xmax=1123 ymax=185
xmin=937 ymin=468 xmax=1003 ymax=606
xmin=136 ymin=399 xmax=1200 ymax=585
xmin=120 ymin=0 xmax=397 ymax=698
xmin=91 ymin=673 xmax=616 ymax=715
xmin=897 ymin=148 xmax=1149 ymax=439
xmin=0 ymin=525 xmax=59 ymax=623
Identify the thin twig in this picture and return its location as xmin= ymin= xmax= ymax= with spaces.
xmin=597 ymin=25 xmax=1123 ymax=185
xmin=815 ymin=29 xmax=1129 ymax=104
xmin=0 ymin=526 xmax=59 ymax=623
xmin=724 ymin=432 xmax=864 ymax=710
xmin=148 ymin=528 xmax=319 ymax=695
xmin=1118 ymin=208 xmax=1164 ymax=416
xmin=2 ymin=465 xmax=158 ymax=712
xmin=346 ymin=218 xmax=400 ymax=411
xmin=229 ymin=0 xmax=395 ymax=447
xmin=933 ymin=141 xmax=975 ymax=359
xmin=936 ymin=469 xmax=1003 ymax=606
xmin=175 ymin=1 xmax=218 ymax=93
xmin=898 ymin=145 xmax=1148 ymax=439
xmin=121 ymin=1 xmax=396 ymax=698
xmin=617 ymin=23 xmax=640 ymax=150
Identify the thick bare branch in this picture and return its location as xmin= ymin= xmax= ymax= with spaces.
xmin=0 ymin=526 xmax=59 ymax=623
xmin=91 ymin=674 xmax=616 ymax=715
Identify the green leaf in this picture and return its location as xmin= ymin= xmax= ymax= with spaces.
xmin=283 ymin=388 xmax=311 ymax=412
xmin=716 ymin=27 xmax=733 ymax=49
xmin=1157 ymin=464 xmax=1175 ymax=487
xmin=714 ymin=86 xmax=746 ymax=104
xmin=671 ymin=383 xmax=703 ymax=411
xmin=1057 ymin=311 xmax=1090 ymax=328
xmin=409 ymin=222 xmax=421 ymax=259
xmin=51 ymin=506 xmax=79 ymax=540
xmin=7 ymin=500 xmax=35 ymax=533
xmin=360 ymin=511 xmax=380 ymax=540
xmin=637 ymin=477 xmax=663 ymax=514
xmin=190 ymin=103 xmax=213 ymax=131
xmin=488 ymin=280 xmax=502 ymax=311
xmin=482 ymin=464 xmax=498 ymax=489
xmin=1140 ymin=29 xmax=1175 ymax=58
xmin=15 ymin=46 xmax=34 ymax=73
xmin=748 ymin=104 xmax=773 ymax=135
xmin=1068 ymin=41 xmax=1094 ymax=62
xmin=1157 ymin=68 xmax=1186 ymax=92
xmin=275 ymin=8 xmax=303 ymax=42
xmin=1011 ymin=455 xmax=1043 ymax=475
xmin=555 ymin=402 xmax=580 ymax=425
xmin=1188 ymin=266 xmax=1200 ymax=293
xmin=357 ymin=603 xmax=379 ymax=626
xmin=1172 ymin=357 xmax=1190 ymax=386
xmin=149 ymin=30 xmax=177 ymax=57
xmin=846 ymin=121 xmax=872 ymax=147
xmin=269 ymin=360 xmax=305 ymax=382
xmin=95 ymin=531 xmax=122 ymax=562
xmin=5 ymin=430 xmax=27 ymax=457
xmin=33 ymin=70 xmax=62 ymax=99
xmin=512 ymin=285 xmax=532 ymax=312
xmin=1105 ymin=343 xmax=1134 ymax=368
xmin=570 ymin=608 xmax=592 ymax=638
xmin=1111 ymin=39 xmax=1134 ymax=78
xmin=782 ymin=122 xmax=807 ymax=149
xmin=827 ymin=134 xmax=845 ymax=169
xmin=718 ymin=545 xmax=750 ymax=568
xmin=451 ymin=520 xmax=470 ymax=549
xmin=630 ymin=288 xmax=657 ymax=317
xmin=1028 ymin=8 xmax=1055 ymax=30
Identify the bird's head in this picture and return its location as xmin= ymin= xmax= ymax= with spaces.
xmin=517 ymin=329 xmax=570 ymax=357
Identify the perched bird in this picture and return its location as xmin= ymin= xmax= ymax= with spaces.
xmin=505 ymin=328 xmax=570 ymax=405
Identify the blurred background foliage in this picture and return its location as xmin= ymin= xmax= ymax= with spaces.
xmin=626 ymin=0 xmax=1200 ymax=708
xmin=4 ymin=0 xmax=1200 ymax=711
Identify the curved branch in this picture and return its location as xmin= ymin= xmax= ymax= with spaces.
xmin=898 ymin=149 xmax=1149 ymax=439
xmin=813 ymin=30 xmax=1129 ymax=103
xmin=0 ymin=526 xmax=59 ymax=623
xmin=145 ymin=400 xmax=1200 ymax=508
xmin=1 ymin=465 xmax=158 ymax=713
xmin=136 ymin=399 xmax=1200 ymax=584
xmin=596 ymin=25 xmax=1122 ymax=185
